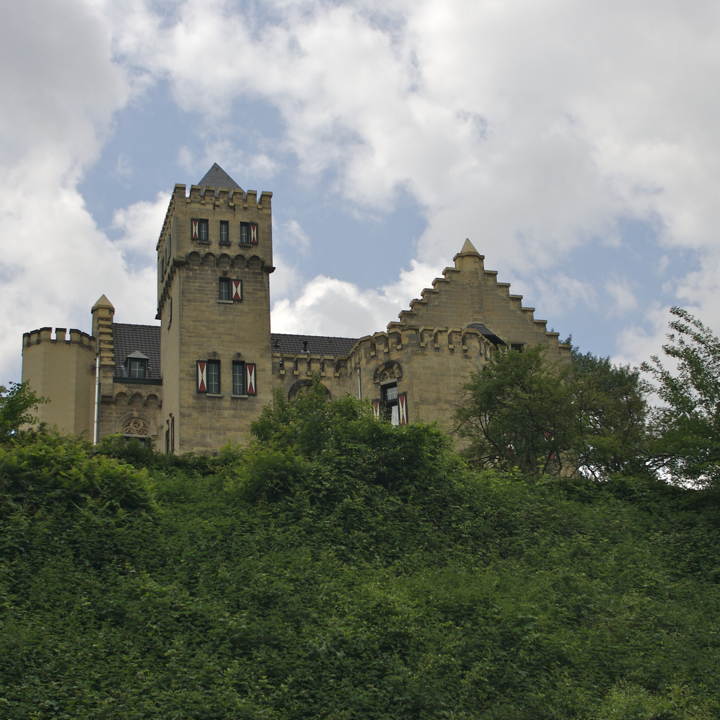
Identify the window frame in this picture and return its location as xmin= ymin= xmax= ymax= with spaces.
xmin=206 ymin=360 xmax=220 ymax=394
xmin=240 ymin=222 xmax=250 ymax=245
xmin=219 ymin=278 xmax=232 ymax=301
xmin=128 ymin=358 xmax=148 ymax=379
xmin=219 ymin=220 xmax=230 ymax=244
xmin=191 ymin=218 xmax=209 ymax=243
xmin=232 ymin=361 xmax=245 ymax=395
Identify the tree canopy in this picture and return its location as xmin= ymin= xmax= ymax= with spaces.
xmin=0 ymin=381 xmax=47 ymax=439
xmin=643 ymin=306 xmax=720 ymax=487
xmin=455 ymin=345 xmax=650 ymax=479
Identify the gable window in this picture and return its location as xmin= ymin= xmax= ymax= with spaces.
xmin=380 ymin=382 xmax=408 ymax=426
xmin=232 ymin=361 xmax=245 ymax=395
xmin=129 ymin=359 xmax=147 ymax=378
xmin=220 ymin=221 xmax=229 ymax=244
xmin=125 ymin=351 xmax=149 ymax=379
xmin=191 ymin=219 xmax=209 ymax=243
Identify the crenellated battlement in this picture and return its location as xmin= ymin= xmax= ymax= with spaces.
xmin=175 ymin=183 xmax=273 ymax=213
xmin=23 ymin=327 xmax=94 ymax=348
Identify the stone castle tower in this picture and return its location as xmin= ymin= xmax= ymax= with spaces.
xmin=21 ymin=164 xmax=571 ymax=452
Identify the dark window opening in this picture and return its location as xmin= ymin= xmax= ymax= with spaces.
xmin=128 ymin=358 xmax=147 ymax=379
xmin=219 ymin=278 xmax=231 ymax=301
xmin=207 ymin=360 xmax=220 ymax=394
xmin=232 ymin=361 xmax=245 ymax=395
xmin=192 ymin=219 xmax=209 ymax=242
xmin=220 ymin=221 xmax=229 ymax=244
xmin=382 ymin=382 xmax=400 ymax=425
xmin=240 ymin=222 xmax=250 ymax=245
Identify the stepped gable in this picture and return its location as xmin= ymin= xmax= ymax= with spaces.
xmin=198 ymin=163 xmax=243 ymax=194
xmin=113 ymin=324 xmax=162 ymax=379
xmin=395 ymin=238 xmax=485 ymax=329
xmin=271 ymin=333 xmax=358 ymax=357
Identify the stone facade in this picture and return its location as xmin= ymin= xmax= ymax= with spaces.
xmin=21 ymin=164 xmax=571 ymax=451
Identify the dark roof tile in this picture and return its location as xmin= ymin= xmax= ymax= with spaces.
xmin=113 ymin=324 xmax=162 ymax=379
xmin=271 ymin=333 xmax=358 ymax=357
xmin=198 ymin=163 xmax=242 ymax=193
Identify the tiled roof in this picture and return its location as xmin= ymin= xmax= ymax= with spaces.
xmin=113 ymin=324 xmax=162 ymax=379
xmin=271 ymin=333 xmax=359 ymax=357
xmin=198 ymin=163 xmax=242 ymax=193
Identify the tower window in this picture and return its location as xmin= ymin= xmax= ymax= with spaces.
xmin=219 ymin=221 xmax=229 ymax=244
xmin=206 ymin=360 xmax=220 ymax=394
xmin=219 ymin=278 xmax=231 ymax=301
xmin=240 ymin=222 xmax=249 ymax=245
xmin=191 ymin=219 xmax=209 ymax=242
xmin=232 ymin=361 xmax=245 ymax=395
xmin=219 ymin=278 xmax=242 ymax=301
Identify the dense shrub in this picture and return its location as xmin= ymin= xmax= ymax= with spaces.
xmin=1 ymin=394 xmax=720 ymax=719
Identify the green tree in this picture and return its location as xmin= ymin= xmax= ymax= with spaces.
xmin=571 ymin=350 xmax=650 ymax=478
xmin=0 ymin=381 xmax=47 ymax=439
xmin=455 ymin=346 xmax=575 ymax=476
xmin=642 ymin=306 xmax=720 ymax=487
xmin=456 ymin=346 xmax=650 ymax=478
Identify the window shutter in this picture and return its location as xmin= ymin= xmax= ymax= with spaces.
xmin=398 ymin=393 xmax=408 ymax=425
xmin=250 ymin=223 xmax=258 ymax=244
xmin=197 ymin=361 xmax=207 ymax=393
xmin=232 ymin=279 xmax=242 ymax=301
xmin=372 ymin=400 xmax=381 ymax=418
xmin=191 ymin=220 xmax=199 ymax=240
xmin=246 ymin=363 xmax=257 ymax=395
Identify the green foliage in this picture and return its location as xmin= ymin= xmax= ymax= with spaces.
xmin=572 ymin=350 xmax=650 ymax=478
xmin=456 ymin=346 xmax=650 ymax=478
xmin=0 ymin=432 xmax=156 ymax=518
xmin=642 ymin=307 xmax=720 ymax=487
xmin=2 ymin=393 xmax=720 ymax=718
xmin=0 ymin=381 xmax=47 ymax=438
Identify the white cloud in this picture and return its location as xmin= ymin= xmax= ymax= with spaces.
xmin=271 ymin=257 xmax=442 ymax=338
xmin=605 ymin=278 xmax=638 ymax=316
xmin=6 ymin=0 xmax=720 ymax=382
xmin=108 ymin=0 xmax=720 ymax=270
xmin=112 ymin=192 xmax=171 ymax=269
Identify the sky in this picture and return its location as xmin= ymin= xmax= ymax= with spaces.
xmin=3 ymin=0 xmax=720 ymax=383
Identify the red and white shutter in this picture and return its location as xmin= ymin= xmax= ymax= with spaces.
xmin=250 ymin=223 xmax=258 ymax=244
xmin=372 ymin=400 xmax=381 ymax=418
xmin=232 ymin=279 xmax=242 ymax=301
xmin=191 ymin=220 xmax=199 ymax=240
xmin=197 ymin=361 xmax=207 ymax=392
xmin=245 ymin=363 xmax=257 ymax=395
xmin=398 ymin=393 xmax=408 ymax=425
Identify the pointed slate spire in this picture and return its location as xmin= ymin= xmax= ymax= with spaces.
xmin=198 ymin=163 xmax=242 ymax=193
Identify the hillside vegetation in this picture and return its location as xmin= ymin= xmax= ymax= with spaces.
xmin=3 ymin=308 xmax=720 ymax=719
xmin=2 ymin=381 xmax=720 ymax=720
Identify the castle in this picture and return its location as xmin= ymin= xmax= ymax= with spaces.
xmin=21 ymin=164 xmax=571 ymax=452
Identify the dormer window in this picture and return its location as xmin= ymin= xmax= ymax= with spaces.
xmin=125 ymin=351 xmax=149 ymax=379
